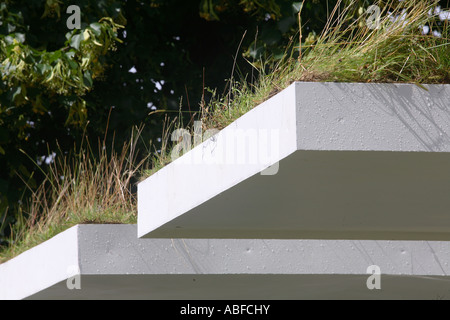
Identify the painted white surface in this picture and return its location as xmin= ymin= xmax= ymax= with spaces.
xmin=0 ymin=226 xmax=79 ymax=300
xmin=296 ymin=83 xmax=450 ymax=151
xmin=138 ymin=82 xmax=450 ymax=239
xmin=2 ymin=225 xmax=450 ymax=299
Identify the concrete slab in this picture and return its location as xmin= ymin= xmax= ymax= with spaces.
xmin=138 ymin=82 xmax=450 ymax=239
xmin=2 ymin=225 xmax=450 ymax=300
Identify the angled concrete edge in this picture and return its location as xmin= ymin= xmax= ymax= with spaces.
xmin=0 ymin=226 xmax=79 ymax=300
xmin=3 ymin=225 xmax=450 ymax=299
xmin=138 ymin=82 xmax=298 ymax=238
xmin=138 ymin=82 xmax=450 ymax=239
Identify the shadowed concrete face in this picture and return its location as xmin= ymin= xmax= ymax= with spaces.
xmin=148 ymin=150 xmax=450 ymax=240
xmin=138 ymin=82 xmax=450 ymax=240
xmin=25 ymin=275 xmax=450 ymax=300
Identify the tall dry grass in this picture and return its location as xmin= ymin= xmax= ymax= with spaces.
xmin=0 ymin=127 xmax=148 ymax=263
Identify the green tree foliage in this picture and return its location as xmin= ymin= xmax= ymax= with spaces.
xmin=0 ymin=0 xmax=126 ymax=242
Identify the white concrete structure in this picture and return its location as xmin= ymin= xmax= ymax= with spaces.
xmin=2 ymin=82 xmax=450 ymax=300
xmin=138 ymin=82 xmax=450 ymax=240
xmin=2 ymin=225 xmax=450 ymax=300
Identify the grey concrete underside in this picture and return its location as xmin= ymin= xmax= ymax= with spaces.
xmin=139 ymin=82 xmax=450 ymax=239
xmin=152 ymin=150 xmax=450 ymax=240
xmin=26 ymin=275 xmax=450 ymax=300
xmin=3 ymin=225 xmax=450 ymax=300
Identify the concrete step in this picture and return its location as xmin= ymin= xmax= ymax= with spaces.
xmin=2 ymin=225 xmax=450 ymax=300
xmin=138 ymin=82 xmax=450 ymax=239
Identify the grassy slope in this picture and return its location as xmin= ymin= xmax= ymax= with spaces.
xmin=149 ymin=0 xmax=449 ymax=175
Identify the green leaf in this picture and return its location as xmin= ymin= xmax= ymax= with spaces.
xmin=65 ymin=31 xmax=73 ymax=41
xmin=35 ymin=63 xmax=51 ymax=75
xmin=24 ymin=54 xmax=35 ymax=64
xmin=292 ymin=2 xmax=303 ymax=13
xmin=90 ymin=23 xmax=102 ymax=37
xmin=48 ymin=50 xmax=61 ymax=64
xmin=249 ymin=45 xmax=264 ymax=59
xmin=11 ymin=86 xmax=22 ymax=101
xmin=278 ymin=17 xmax=295 ymax=33
xmin=65 ymin=51 xmax=75 ymax=59
xmin=14 ymin=33 xmax=25 ymax=43
xmin=7 ymin=23 xmax=16 ymax=33
xmin=83 ymin=70 xmax=93 ymax=87
xmin=0 ymin=146 xmax=5 ymax=156
xmin=273 ymin=48 xmax=285 ymax=60
xmin=65 ymin=52 xmax=78 ymax=70
xmin=4 ymin=35 xmax=14 ymax=45
xmin=70 ymin=33 xmax=83 ymax=50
